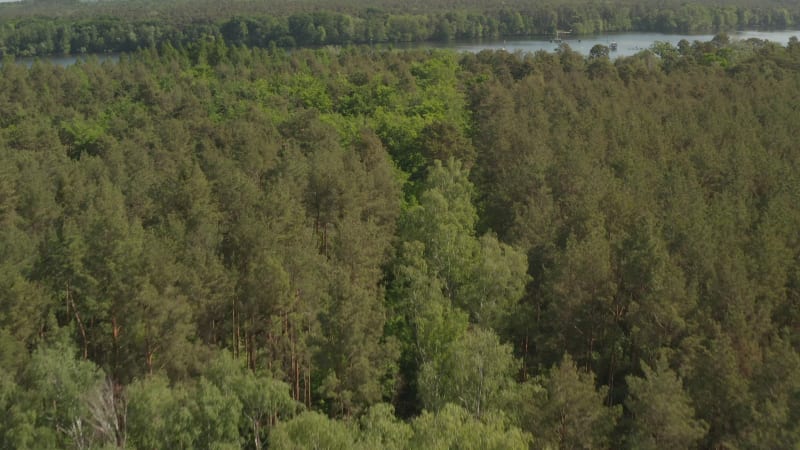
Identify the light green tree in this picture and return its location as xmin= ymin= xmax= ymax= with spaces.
xmin=410 ymin=403 xmax=532 ymax=450
xmin=21 ymin=335 xmax=104 ymax=448
xmin=127 ymin=374 xmax=243 ymax=449
xmin=125 ymin=375 xmax=183 ymax=449
xmin=418 ymin=327 xmax=517 ymax=418
xmin=203 ymin=350 xmax=299 ymax=449
xmin=270 ymin=411 xmax=355 ymax=450
xmin=355 ymin=403 xmax=413 ymax=450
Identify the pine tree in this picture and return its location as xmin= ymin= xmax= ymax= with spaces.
xmin=625 ymin=356 xmax=707 ymax=449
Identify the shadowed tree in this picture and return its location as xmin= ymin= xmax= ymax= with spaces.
xmin=625 ymin=356 xmax=707 ymax=449
xmin=525 ymin=354 xmax=620 ymax=450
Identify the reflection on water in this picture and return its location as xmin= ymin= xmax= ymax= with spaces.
xmin=403 ymin=30 xmax=800 ymax=58
xmin=6 ymin=30 xmax=800 ymax=66
xmin=12 ymin=53 xmax=120 ymax=68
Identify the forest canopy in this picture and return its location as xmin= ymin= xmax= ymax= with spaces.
xmin=0 ymin=12 xmax=800 ymax=450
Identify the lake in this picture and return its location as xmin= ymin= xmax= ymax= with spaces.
xmin=11 ymin=30 xmax=800 ymax=67
xmin=406 ymin=30 xmax=800 ymax=58
xmin=14 ymin=53 xmax=120 ymax=68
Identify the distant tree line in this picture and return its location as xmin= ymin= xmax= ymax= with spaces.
xmin=0 ymin=1 xmax=799 ymax=56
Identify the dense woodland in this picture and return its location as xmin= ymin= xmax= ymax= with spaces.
xmin=1 ymin=18 xmax=800 ymax=450
xmin=1 ymin=0 xmax=800 ymax=56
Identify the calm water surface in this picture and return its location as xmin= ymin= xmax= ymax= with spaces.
xmin=15 ymin=53 xmax=120 ymax=67
xmin=409 ymin=30 xmax=800 ymax=58
xmin=11 ymin=30 xmax=800 ymax=66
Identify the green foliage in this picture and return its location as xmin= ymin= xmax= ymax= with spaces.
xmin=204 ymin=351 xmax=299 ymax=448
xmin=746 ymin=335 xmax=800 ymax=448
xmin=356 ymin=403 xmax=413 ymax=450
xmin=191 ymin=378 xmax=244 ymax=448
xmin=418 ymin=327 xmax=517 ymax=418
xmin=125 ymin=375 xmax=180 ymax=450
xmin=625 ymin=356 xmax=707 ymax=449
xmin=5 ymin=335 xmax=105 ymax=449
xmin=127 ymin=370 xmax=255 ymax=449
xmin=524 ymin=354 xmax=621 ymax=449
xmin=270 ymin=410 xmax=356 ymax=450
xmin=60 ymin=118 xmax=107 ymax=160
xmin=400 ymin=159 xmax=528 ymax=325
xmin=409 ymin=403 xmax=532 ymax=449
xmin=400 ymin=159 xmax=480 ymax=298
